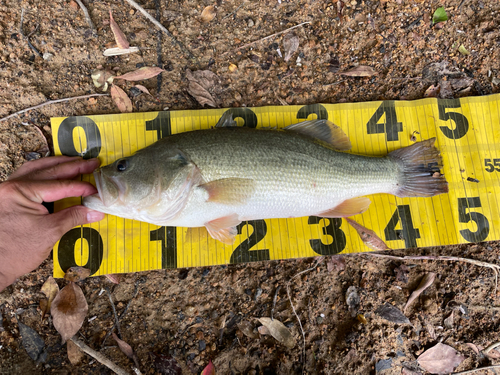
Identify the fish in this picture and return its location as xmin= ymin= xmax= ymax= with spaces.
xmin=83 ymin=118 xmax=448 ymax=244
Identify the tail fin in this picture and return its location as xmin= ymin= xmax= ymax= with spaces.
xmin=389 ymin=138 xmax=448 ymax=197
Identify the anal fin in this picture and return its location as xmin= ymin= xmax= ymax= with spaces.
xmin=205 ymin=214 xmax=241 ymax=244
xmin=317 ymin=197 xmax=371 ymax=218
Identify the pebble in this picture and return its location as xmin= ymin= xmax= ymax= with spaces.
xmin=247 ymin=18 xmax=254 ymax=27
xmin=198 ymin=340 xmax=206 ymax=351
xmin=42 ymin=53 xmax=53 ymax=61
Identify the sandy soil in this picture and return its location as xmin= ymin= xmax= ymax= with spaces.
xmin=1 ymin=0 xmax=500 ymax=373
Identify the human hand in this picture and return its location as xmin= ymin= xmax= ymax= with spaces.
xmin=0 ymin=156 xmax=105 ymax=291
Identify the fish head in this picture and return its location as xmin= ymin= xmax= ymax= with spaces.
xmin=84 ymin=147 xmax=198 ymax=220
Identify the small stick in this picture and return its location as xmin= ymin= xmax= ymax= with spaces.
xmin=222 ymin=2 xmax=246 ymax=20
xmin=222 ymin=21 xmax=311 ymax=55
xmin=102 ymin=279 xmax=141 ymax=347
xmin=452 ymin=364 xmax=500 ymax=374
xmin=106 ymin=287 xmax=122 ymax=338
xmin=121 ymin=0 xmax=197 ymax=63
xmin=0 ymin=93 xmax=109 ymax=123
xmin=365 ymin=253 xmax=499 ymax=293
xmin=74 ymin=0 xmax=96 ymax=36
xmin=20 ymin=9 xmax=42 ymax=58
xmin=483 ymin=340 xmax=500 ymax=355
xmin=70 ymin=336 xmax=129 ymax=375
xmin=271 ymin=285 xmax=281 ymax=320
xmin=287 ymin=257 xmax=325 ymax=374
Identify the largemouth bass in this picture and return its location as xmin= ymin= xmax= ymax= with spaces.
xmin=83 ymin=119 xmax=448 ymax=244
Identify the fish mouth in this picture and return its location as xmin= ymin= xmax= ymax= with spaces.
xmin=91 ymin=168 xmax=120 ymax=207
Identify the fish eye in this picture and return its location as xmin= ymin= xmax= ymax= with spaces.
xmin=116 ymin=159 xmax=128 ymax=172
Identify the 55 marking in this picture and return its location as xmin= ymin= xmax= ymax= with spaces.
xmin=484 ymin=158 xmax=500 ymax=172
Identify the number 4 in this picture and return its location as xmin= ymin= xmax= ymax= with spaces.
xmin=384 ymin=205 xmax=421 ymax=248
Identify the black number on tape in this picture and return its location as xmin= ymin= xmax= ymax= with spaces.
xmin=58 ymin=227 xmax=103 ymax=275
xmin=230 ymin=221 xmax=270 ymax=264
xmin=458 ymin=197 xmax=490 ymax=242
xmin=308 ymin=217 xmax=346 ymax=255
xmin=366 ymin=101 xmax=403 ymax=142
xmin=297 ymin=104 xmax=328 ymax=120
xmin=150 ymin=226 xmax=177 ymax=268
xmin=222 ymin=108 xmax=258 ymax=128
xmin=484 ymin=158 xmax=500 ymax=173
xmin=384 ymin=205 xmax=421 ymax=248
xmin=146 ymin=111 xmax=172 ymax=139
xmin=438 ymin=99 xmax=469 ymax=139
xmin=57 ymin=117 xmax=101 ymax=158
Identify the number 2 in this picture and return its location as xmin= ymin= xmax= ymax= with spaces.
xmin=230 ymin=221 xmax=270 ymax=264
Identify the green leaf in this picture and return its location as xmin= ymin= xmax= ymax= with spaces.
xmin=432 ymin=7 xmax=448 ymax=24
xmin=458 ymin=44 xmax=470 ymax=55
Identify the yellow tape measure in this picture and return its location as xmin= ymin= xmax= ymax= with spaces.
xmin=51 ymin=95 xmax=500 ymax=278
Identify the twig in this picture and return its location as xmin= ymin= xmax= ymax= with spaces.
xmin=74 ymin=0 xmax=96 ymax=36
xmin=452 ymin=364 xmax=500 ymax=374
xmin=155 ymin=0 xmax=163 ymax=94
xmin=286 ymin=257 xmax=325 ymax=374
xmin=222 ymin=21 xmax=311 ymax=55
xmin=121 ymin=0 xmax=197 ymax=63
xmin=70 ymin=336 xmax=129 ymax=375
xmin=102 ymin=279 xmax=141 ymax=347
xmin=106 ymin=287 xmax=122 ymax=338
xmin=20 ymin=9 xmax=42 ymax=58
xmin=271 ymin=285 xmax=281 ymax=320
xmin=364 ymin=253 xmax=499 ymax=293
xmin=323 ymin=79 xmax=346 ymax=87
xmin=0 ymin=93 xmax=109 ymax=123
xmin=222 ymin=2 xmax=246 ymax=20
xmin=483 ymin=341 xmax=500 ymax=355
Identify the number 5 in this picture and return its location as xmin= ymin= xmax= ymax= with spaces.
xmin=458 ymin=197 xmax=489 ymax=242
xmin=438 ymin=99 xmax=469 ymax=139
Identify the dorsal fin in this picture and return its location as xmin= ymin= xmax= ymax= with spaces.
xmin=215 ymin=112 xmax=237 ymax=128
xmin=284 ymin=119 xmax=351 ymax=151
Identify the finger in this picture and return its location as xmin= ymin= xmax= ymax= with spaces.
xmin=28 ymin=158 xmax=100 ymax=181
xmin=48 ymin=206 xmax=105 ymax=237
xmin=15 ymin=180 xmax=98 ymax=203
xmin=8 ymin=156 xmax=82 ymax=180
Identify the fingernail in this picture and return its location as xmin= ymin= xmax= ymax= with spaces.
xmin=87 ymin=211 xmax=105 ymax=222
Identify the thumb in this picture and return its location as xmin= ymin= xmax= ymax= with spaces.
xmin=48 ymin=206 xmax=105 ymax=237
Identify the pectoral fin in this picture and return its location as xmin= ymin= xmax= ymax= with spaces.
xmin=284 ymin=119 xmax=351 ymax=151
xmin=205 ymin=214 xmax=241 ymax=244
xmin=317 ymin=197 xmax=371 ymax=218
xmin=200 ymin=178 xmax=256 ymax=205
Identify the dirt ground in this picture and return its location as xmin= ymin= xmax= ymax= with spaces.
xmin=1 ymin=0 xmax=500 ymax=374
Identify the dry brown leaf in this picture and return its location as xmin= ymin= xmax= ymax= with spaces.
xmin=375 ymin=303 xmax=411 ymax=324
xmin=51 ymin=282 xmax=88 ymax=344
xmin=201 ymin=5 xmax=216 ymax=23
xmin=110 ymin=84 xmax=133 ymax=113
xmin=64 ymin=267 xmax=91 ymax=282
xmin=40 ymin=277 xmax=59 ymax=321
xmin=133 ymin=85 xmax=151 ymax=96
xmin=417 ymin=343 xmax=465 ymax=374
xmin=115 ymin=67 xmax=165 ymax=81
xmin=103 ymin=47 xmax=140 ymax=56
xmin=237 ymin=320 xmax=257 ymax=339
xmin=404 ymin=272 xmax=436 ymax=313
xmin=485 ymin=348 xmax=500 ymax=359
xmin=424 ymin=84 xmax=441 ymax=98
xmin=339 ymin=65 xmax=377 ymax=77
xmin=186 ymin=69 xmax=218 ymax=107
xmin=104 ymin=274 xmax=121 ymax=284
xmin=67 ymin=339 xmax=84 ymax=365
xmin=283 ymin=32 xmax=299 ymax=62
xmin=327 ymin=255 xmax=345 ymax=272
xmin=257 ymin=317 xmax=295 ymax=348
xmin=346 ymin=218 xmax=391 ymax=251
xmin=258 ymin=325 xmax=271 ymax=335
xmin=112 ymin=332 xmax=140 ymax=367
xmin=109 ymin=10 xmax=129 ymax=49
xmin=444 ymin=311 xmax=454 ymax=329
